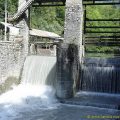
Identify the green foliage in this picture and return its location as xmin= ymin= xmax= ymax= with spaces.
xmin=0 ymin=0 xmax=5 ymax=22
xmin=86 ymin=5 xmax=120 ymax=36
xmin=85 ymin=45 xmax=119 ymax=53
xmin=30 ymin=6 xmax=65 ymax=35
xmin=85 ymin=45 xmax=120 ymax=58
xmin=86 ymin=5 xmax=120 ymax=57
xmin=0 ymin=0 xmax=64 ymax=35
xmin=7 ymin=0 xmax=18 ymax=14
xmin=0 ymin=0 xmax=17 ymax=22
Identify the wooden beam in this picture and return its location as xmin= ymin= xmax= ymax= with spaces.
xmin=86 ymin=31 xmax=120 ymax=33
xmin=32 ymin=4 xmax=65 ymax=7
xmin=83 ymin=2 xmax=120 ymax=5
xmin=86 ymin=26 xmax=120 ymax=29
xmin=85 ymin=36 xmax=120 ymax=39
xmin=85 ymin=41 xmax=120 ymax=46
xmin=86 ymin=19 xmax=120 ymax=21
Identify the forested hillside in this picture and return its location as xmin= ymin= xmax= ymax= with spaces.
xmin=0 ymin=0 xmax=119 ymax=35
xmin=30 ymin=6 xmax=65 ymax=35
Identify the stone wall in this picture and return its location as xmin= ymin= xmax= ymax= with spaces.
xmin=0 ymin=23 xmax=29 ymax=93
xmin=0 ymin=40 xmax=25 ymax=93
xmin=0 ymin=0 xmax=30 ymax=93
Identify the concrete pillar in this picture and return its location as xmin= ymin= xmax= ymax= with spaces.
xmin=30 ymin=44 xmax=36 ymax=54
xmin=56 ymin=0 xmax=83 ymax=99
xmin=53 ymin=45 xmax=56 ymax=56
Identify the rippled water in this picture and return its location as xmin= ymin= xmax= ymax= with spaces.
xmin=0 ymin=84 xmax=119 ymax=120
xmin=0 ymin=84 xmax=59 ymax=120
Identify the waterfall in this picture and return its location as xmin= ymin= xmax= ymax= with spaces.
xmin=21 ymin=55 xmax=57 ymax=86
xmin=80 ymin=58 xmax=120 ymax=93
xmin=0 ymin=55 xmax=58 ymax=120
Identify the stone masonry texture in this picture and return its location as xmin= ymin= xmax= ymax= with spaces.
xmin=56 ymin=0 xmax=83 ymax=99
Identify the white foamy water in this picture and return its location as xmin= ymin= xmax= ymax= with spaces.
xmin=0 ymin=56 xmax=58 ymax=120
xmin=0 ymin=84 xmax=58 ymax=120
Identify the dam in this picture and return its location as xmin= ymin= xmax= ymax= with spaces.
xmin=0 ymin=0 xmax=120 ymax=120
xmin=0 ymin=55 xmax=120 ymax=120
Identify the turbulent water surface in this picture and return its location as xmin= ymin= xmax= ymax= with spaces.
xmin=0 ymin=56 xmax=119 ymax=120
xmin=0 ymin=84 xmax=119 ymax=120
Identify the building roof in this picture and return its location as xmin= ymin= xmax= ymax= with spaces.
xmin=30 ymin=28 xmax=62 ymax=39
xmin=0 ymin=22 xmax=62 ymax=39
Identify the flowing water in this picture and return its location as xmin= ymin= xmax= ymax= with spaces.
xmin=0 ymin=56 xmax=119 ymax=120
xmin=21 ymin=56 xmax=57 ymax=86
xmin=80 ymin=58 xmax=120 ymax=93
xmin=0 ymin=56 xmax=58 ymax=120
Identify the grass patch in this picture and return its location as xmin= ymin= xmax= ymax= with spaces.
xmin=0 ymin=77 xmax=20 ymax=94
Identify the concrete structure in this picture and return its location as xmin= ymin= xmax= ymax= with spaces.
xmin=0 ymin=0 xmax=84 ymax=97
xmin=56 ymin=0 xmax=83 ymax=98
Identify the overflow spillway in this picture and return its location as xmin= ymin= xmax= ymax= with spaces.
xmin=21 ymin=55 xmax=56 ymax=86
xmin=80 ymin=58 xmax=120 ymax=93
xmin=0 ymin=55 xmax=58 ymax=120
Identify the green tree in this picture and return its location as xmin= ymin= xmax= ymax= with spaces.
xmin=30 ymin=6 xmax=65 ymax=35
xmin=0 ymin=0 xmax=17 ymax=22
